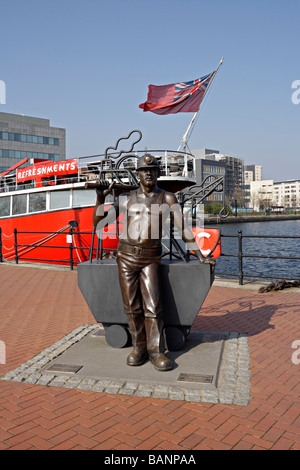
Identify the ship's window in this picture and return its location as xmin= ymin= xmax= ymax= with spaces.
xmin=50 ymin=190 xmax=70 ymax=210
xmin=29 ymin=192 xmax=46 ymax=213
xmin=72 ymin=189 xmax=96 ymax=207
xmin=0 ymin=132 xmax=59 ymax=145
xmin=0 ymin=197 xmax=10 ymax=217
xmin=12 ymin=194 xmax=27 ymax=215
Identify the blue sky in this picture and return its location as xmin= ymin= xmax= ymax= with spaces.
xmin=1 ymin=0 xmax=299 ymax=181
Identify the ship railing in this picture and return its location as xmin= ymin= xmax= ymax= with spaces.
xmin=0 ymin=149 xmax=196 ymax=194
xmin=78 ymin=149 xmax=196 ymax=180
xmin=0 ymin=174 xmax=92 ymax=193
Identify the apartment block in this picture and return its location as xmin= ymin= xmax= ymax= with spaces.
xmin=192 ymin=149 xmax=226 ymax=204
xmin=245 ymin=164 xmax=262 ymax=183
xmin=273 ymin=180 xmax=300 ymax=208
xmin=209 ymin=153 xmax=245 ymax=199
xmin=250 ymin=179 xmax=300 ymax=210
xmin=250 ymin=180 xmax=274 ymax=211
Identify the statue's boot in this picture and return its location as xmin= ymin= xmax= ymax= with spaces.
xmin=126 ymin=314 xmax=148 ymax=366
xmin=145 ymin=316 xmax=172 ymax=371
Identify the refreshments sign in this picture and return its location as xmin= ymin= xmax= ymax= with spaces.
xmin=16 ymin=159 xmax=77 ymax=183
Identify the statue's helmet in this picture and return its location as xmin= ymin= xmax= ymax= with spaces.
xmin=136 ymin=154 xmax=160 ymax=173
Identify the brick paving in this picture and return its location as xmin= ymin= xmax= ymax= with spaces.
xmin=0 ymin=263 xmax=300 ymax=450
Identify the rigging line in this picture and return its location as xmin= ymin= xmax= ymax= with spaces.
xmin=22 ymin=225 xmax=70 ymax=249
xmin=3 ymin=224 xmax=71 ymax=259
xmin=3 ymin=224 xmax=71 ymax=247
xmin=19 ymin=225 xmax=71 ymax=251
xmin=1 ymin=231 xmax=14 ymax=238
xmin=186 ymin=74 xmax=218 ymax=143
xmin=72 ymin=231 xmax=83 ymax=263
xmin=3 ymin=232 xmax=64 ymax=259
xmin=180 ymin=58 xmax=224 ymax=150
xmin=16 ymin=234 xmax=65 ymax=257
xmin=2 ymin=230 xmax=65 ymax=251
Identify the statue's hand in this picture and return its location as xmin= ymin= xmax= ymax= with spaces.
xmin=96 ymin=180 xmax=115 ymax=201
xmin=200 ymin=257 xmax=216 ymax=266
xmin=198 ymin=255 xmax=216 ymax=277
xmin=195 ymin=250 xmax=216 ymax=266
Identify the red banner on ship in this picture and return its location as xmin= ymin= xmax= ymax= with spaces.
xmin=16 ymin=159 xmax=78 ymax=183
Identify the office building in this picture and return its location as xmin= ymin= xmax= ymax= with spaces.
xmin=192 ymin=149 xmax=226 ymax=204
xmin=0 ymin=112 xmax=66 ymax=174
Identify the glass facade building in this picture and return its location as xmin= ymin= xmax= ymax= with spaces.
xmin=0 ymin=112 xmax=66 ymax=174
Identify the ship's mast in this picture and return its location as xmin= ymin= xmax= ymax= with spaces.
xmin=177 ymin=57 xmax=224 ymax=153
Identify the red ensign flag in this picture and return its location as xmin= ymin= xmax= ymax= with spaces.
xmin=139 ymin=71 xmax=215 ymax=115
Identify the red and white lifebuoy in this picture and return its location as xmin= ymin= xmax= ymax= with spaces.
xmin=191 ymin=227 xmax=221 ymax=259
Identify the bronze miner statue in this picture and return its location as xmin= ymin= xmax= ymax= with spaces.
xmin=93 ymin=154 xmax=214 ymax=372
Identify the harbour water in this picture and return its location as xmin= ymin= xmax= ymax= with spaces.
xmin=207 ymin=219 xmax=300 ymax=282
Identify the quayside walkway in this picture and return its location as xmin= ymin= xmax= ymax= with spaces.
xmin=0 ymin=263 xmax=299 ymax=450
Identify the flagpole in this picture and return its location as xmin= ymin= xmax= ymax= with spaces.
xmin=177 ymin=57 xmax=224 ymax=152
